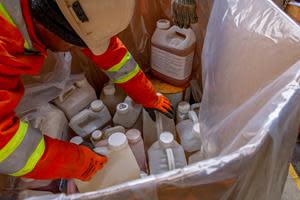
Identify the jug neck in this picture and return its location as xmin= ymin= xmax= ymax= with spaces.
xmin=108 ymin=132 xmax=129 ymax=151
xmin=159 ymin=132 xmax=174 ymax=148
xmin=116 ymin=103 xmax=130 ymax=114
xmin=91 ymin=100 xmax=105 ymax=112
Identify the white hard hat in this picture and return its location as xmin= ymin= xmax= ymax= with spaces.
xmin=56 ymin=0 xmax=135 ymax=55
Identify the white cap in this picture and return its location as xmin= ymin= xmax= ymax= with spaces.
xmin=91 ymin=100 xmax=105 ymax=112
xmin=192 ymin=123 xmax=201 ymax=138
xmin=103 ymin=84 xmax=116 ymax=96
xmin=178 ymin=102 xmax=190 ymax=114
xmin=157 ymin=19 xmax=171 ymax=30
xmin=108 ymin=132 xmax=128 ymax=151
xmin=126 ymin=129 xmax=142 ymax=143
xmin=159 ymin=132 xmax=174 ymax=147
xmin=92 ymin=130 xmax=103 ymax=140
xmin=117 ymin=103 xmax=129 ymax=114
xmin=70 ymin=136 xmax=83 ymax=145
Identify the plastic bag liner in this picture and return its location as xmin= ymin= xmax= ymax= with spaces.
xmin=2 ymin=0 xmax=300 ymax=199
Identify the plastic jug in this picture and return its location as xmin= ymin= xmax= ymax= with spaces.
xmin=90 ymin=130 xmax=103 ymax=145
xmin=148 ymin=132 xmax=187 ymax=175
xmin=176 ymin=101 xmax=191 ymax=123
xmin=151 ymin=19 xmax=196 ymax=86
xmin=100 ymin=83 xmax=126 ymax=115
xmin=126 ymin=129 xmax=148 ymax=173
xmin=113 ymin=97 xmax=142 ymax=129
xmin=75 ymin=133 xmax=140 ymax=192
xmin=143 ymin=109 xmax=176 ymax=151
xmin=53 ymin=78 xmax=97 ymax=119
xmin=176 ymin=111 xmax=202 ymax=153
xmin=69 ymin=100 xmax=111 ymax=137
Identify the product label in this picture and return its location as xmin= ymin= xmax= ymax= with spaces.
xmin=151 ymin=46 xmax=194 ymax=80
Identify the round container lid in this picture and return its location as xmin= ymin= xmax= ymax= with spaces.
xmin=117 ymin=103 xmax=129 ymax=114
xmin=108 ymin=132 xmax=128 ymax=151
xmin=126 ymin=129 xmax=142 ymax=143
xmin=70 ymin=136 xmax=83 ymax=145
xmin=103 ymin=84 xmax=116 ymax=96
xmin=91 ymin=100 xmax=105 ymax=112
xmin=159 ymin=132 xmax=174 ymax=146
xmin=157 ymin=19 xmax=171 ymax=30
xmin=92 ymin=130 xmax=103 ymax=140
xmin=178 ymin=102 xmax=190 ymax=114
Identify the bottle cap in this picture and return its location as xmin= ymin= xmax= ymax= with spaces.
xmin=178 ymin=102 xmax=190 ymax=114
xmin=126 ymin=129 xmax=142 ymax=143
xmin=70 ymin=136 xmax=83 ymax=145
xmin=192 ymin=123 xmax=201 ymax=138
xmin=92 ymin=130 xmax=103 ymax=141
xmin=157 ymin=19 xmax=171 ymax=30
xmin=103 ymin=84 xmax=116 ymax=96
xmin=117 ymin=103 xmax=129 ymax=114
xmin=159 ymin=132 xmax=174 ymax=147
xmin=91 ymin=100 xmax=104 ymax=112
xmin=108 ymin=132 xmax=128 ymax=151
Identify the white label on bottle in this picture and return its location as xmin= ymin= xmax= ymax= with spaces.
xmin=151 ymin=46 xmax=194 ymax=80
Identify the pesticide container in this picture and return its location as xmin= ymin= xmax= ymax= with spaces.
xmin=176 ymin=111 xmax=202 ymax=153
xmin=113 ymin=97 xmax=142 ymax=129
xmin=148 ymin=132 xmax=187 ymax=175
xmin=69 ymin=100 xmax=111 ymax=137
xmin=100 ymin=83 xmax=126 ymax=115
xmin=75 ymin=133 xmax=140 ymax=192
xmin=54 ymin=78 xmax=97 ymax=119
xmin=90 ymin=130 xmax=103 ymax=145
xmin=176 ymin=101 xmax=191 ymax=123
xmin=126 ymin=129 xmax=148 ymax=172
xmin=151 ymin=19 xmax=196 ymax=86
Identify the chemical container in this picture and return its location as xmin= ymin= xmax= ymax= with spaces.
xmin=148 ymin=132 xmax=187 ymax=175
xmin=126 ymin=129 xmax=148 ymax=172
xmin=176 ymin=101 xmax=191 ymax=123
xmin=151 ymin=19 xmax=196 ymax=86
xmin=90 ymin=130 xmax=104 ymax=145
xmin=69 ymin=100 xmax=111 ymax=137
xmin=53 ymin=78 xmax=97 ymax=119
xmin=75 ymin=133 xmax=140 ymax=192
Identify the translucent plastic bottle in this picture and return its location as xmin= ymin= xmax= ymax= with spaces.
xmin=75 ymin=133 xmax=140 ymax=192
xmin=54 ymin=78 xmax=97 ymax=119
xmin=148 ymin=132 xmax=187 ymax=175
xmin=126 ymin=129 xmax=148 ymax=173
xmin=151 ymin=19 xmax=196 ymax=86
xmin=90 ymin=130 xmax=103 ymax=145
xmin=100 ymin=84 xmax=126 ymax=115
xmin=69 ymin=100 xmax=111 ymax=137
xmin=176 ymin=101 xmax=191 ymax=123
xmin=176 ymin=111 xmax=201 ymax=153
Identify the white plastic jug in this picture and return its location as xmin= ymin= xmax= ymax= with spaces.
xmin=126 ymin=129 xmax=148 ymax=173
xmin=75 ymin=133 xmax=140 ymax=192
xmin=176 ymin=111 xmax=202 ymax=153
xmin=176 ymin=101 xmax=191 ymax=123
xmin=113 ymin=97 xmax=142 ymax=129
xmin=143 ymin=109 xmax=176 ymax=151
xmin=148 ymin=132 xmax=187 ymax=175
xmin=69 ymin=100 xmax=111 ymax=137
xmin=53 ymin=78 xmax=97 ymax=119
xmin=151 ymin=19 xmax=196 ymax=86
xmin=100 ymin=83 xmax=126 ymax=115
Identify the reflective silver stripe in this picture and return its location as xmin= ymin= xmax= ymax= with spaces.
xmin=0 ymin=126 xmax=43 ymax=174
xmin=105 ymin=55 xmax=138 ymax=81
xmin=1 ymin=0 xmax=34 ymax=50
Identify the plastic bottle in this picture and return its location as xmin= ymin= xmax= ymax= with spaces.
xmin=148 ymin=132 xmax=187 ymax=175
xmin=126 ymin=129 xmax=148 ymax=172
xmin=100 ymin=84 xmax=126 ymax=115
xmin=90 ymin=130 xmax=103 ymax=145
xmin=176 ymin=101 xmax=191 ymax=123
xmin=69 ymin=100 xmax=111 ymax=137
xmin=53 ymin=78 xmax=97 ymax=119
xmin=75 ymin=133 xmax=140 ymax=192
xmin=176 ymin=111 xmax=201 ymax=153
xmin=151 ymin=19 xmax=196 ymax=86
xmin=113 ymin=97 xmax=142 ymax=129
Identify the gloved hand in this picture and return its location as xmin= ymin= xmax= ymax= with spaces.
xmin=144 ymin=94 xmax=175 ymax=121
xmin=172 ymin=0 xmax=198 ymax=28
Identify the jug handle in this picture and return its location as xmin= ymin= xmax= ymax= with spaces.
xmin=70 ymin=111 xmax=91 ymax=137
xmin=59 ymin=85 xmax=77 ymax=102
xmin=188 ymin=111 xmax=199 ymax=124
xmin=170 ymin=26 xmax=194 ymax=47
xmin=166 ymin=148 xmax=176 ymax=170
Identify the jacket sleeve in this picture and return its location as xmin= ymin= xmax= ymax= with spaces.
xmin=82 ymin=36 xmax=159 ymax=107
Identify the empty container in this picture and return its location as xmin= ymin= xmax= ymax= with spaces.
xmin=69 ymin=100 xmax=111 ymax=137
xmin=148 ymin=132 xmax=187 ymax=175
xmin=90 ymin=130 xmax=103 ymax=145
xmin=176 ymin=101 xmax=191 ymax=123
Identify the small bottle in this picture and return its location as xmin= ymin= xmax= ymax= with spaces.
xmin=176 ymin=101 xmax=191 ymax=123
xmin=90 ymin=130 xmax=103 ymax=145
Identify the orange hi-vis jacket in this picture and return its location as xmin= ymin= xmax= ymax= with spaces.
xmin=0 ymin=0 xmax=158 ymax=179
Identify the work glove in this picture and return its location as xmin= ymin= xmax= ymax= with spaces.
xmin=172 ymin=0 xmax=198 ymax=28
xmin=144 ymin=94 xmax=175 ymax=121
